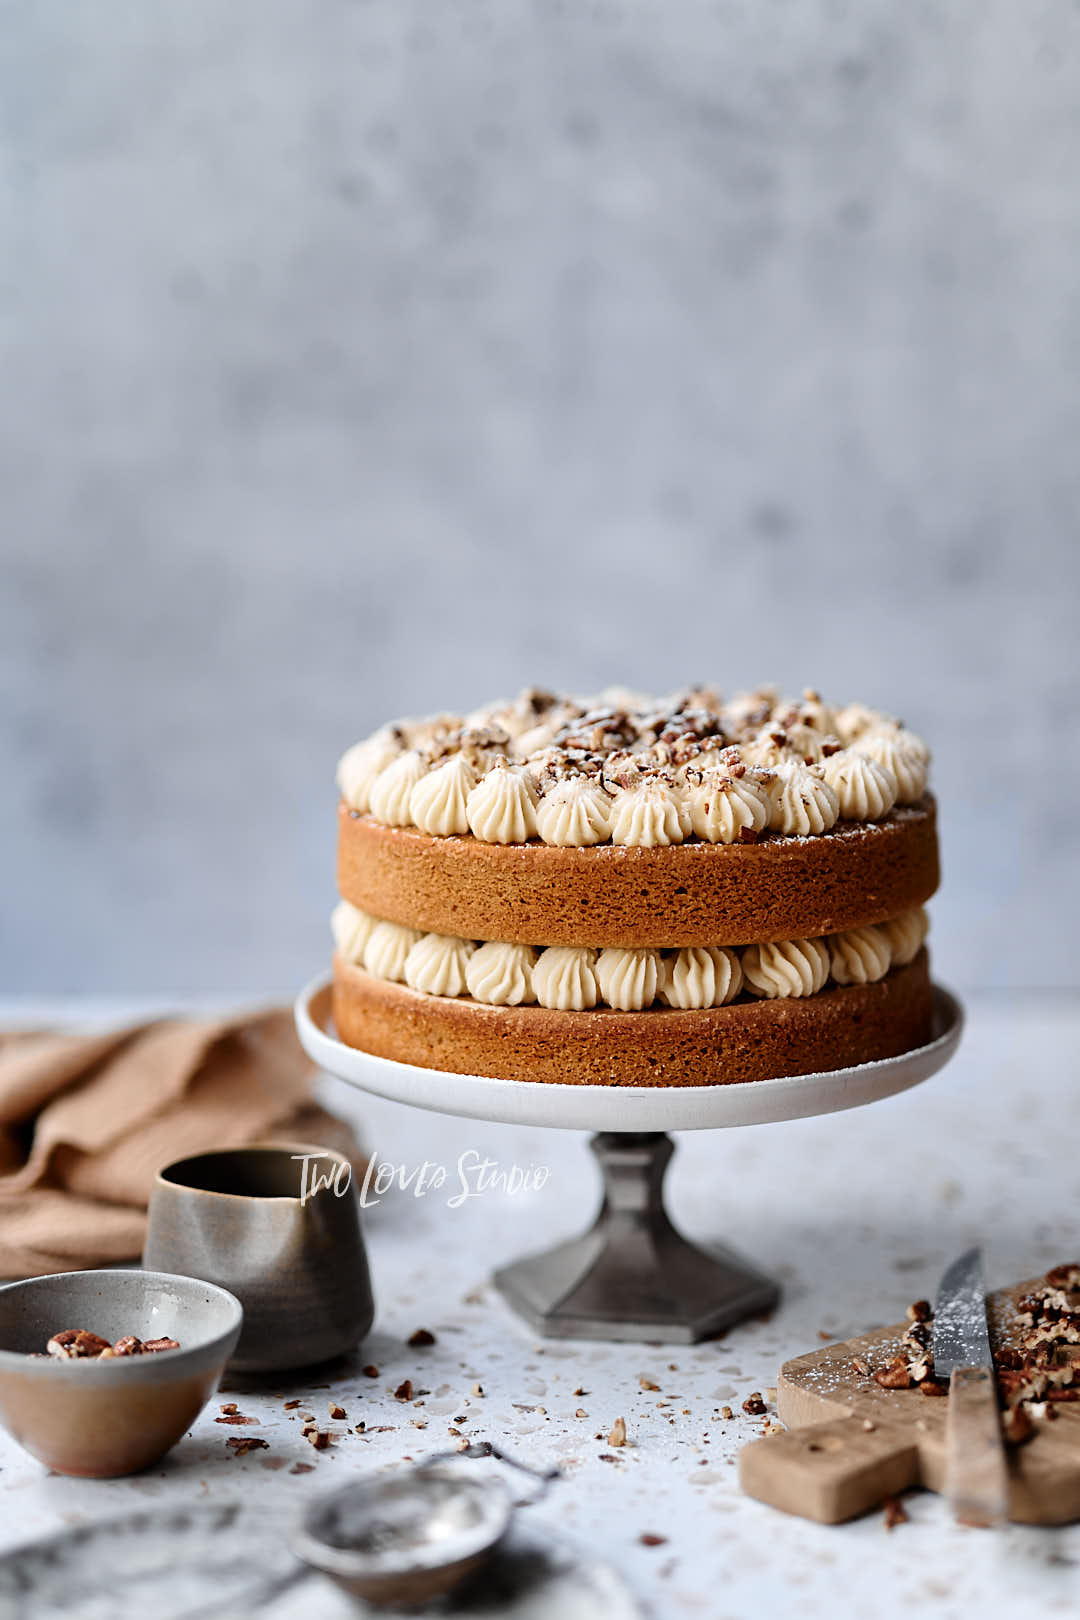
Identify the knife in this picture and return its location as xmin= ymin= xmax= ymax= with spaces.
xmin=934 ymin=1246 xmax=1009 ymax=1527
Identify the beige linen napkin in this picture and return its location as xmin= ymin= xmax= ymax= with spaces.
xmin=0 ymin=1009 xmax=357 ymax=1279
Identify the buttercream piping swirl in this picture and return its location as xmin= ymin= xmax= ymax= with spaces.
xmin=879 ymin=906 xmax=929 ymax=966
xmin=661 ymin=946 xmax=743 ymax=1008
xmin=403 ymin=933 xmax=475 ymax=997
xmin=409 ymin=752 xmax=478 ymax=837
xmin=741 ymin=938 xmax=830 ymax=999
xmin=337 ymin=731 xmax=403 ymax=813
xmin=857 ymin=729 xmax=929 ymax=803
xmin=827 ymin=926 xmax=892 ymax=985
xmin=331 ymin=899 xmax=378 ymax=964
xmin=608 ymin=780 xmax=690 ymax=847
xmin=766 ymin=763 xmax=840 ymax=837
xmin=821 ymin=750 xmax=898 ymax=821
xmin=465 ymin=942 xmax=538 ymax=1006
xmin=368 ymin=751 xmax=427 ymax=827
xmin=535 ymin=779 xmax=613 ymax=847
xmin=595 ymin=948 xmax=663 ymax=1011
xmin=466 ymin=759 xmax=539 ymax=844
xmin=362 ymin=919 xmax=424 ymax=982
xmin=684 ymin=773 xmax=769 ymax=844
xmin=532 ymin=946 xmax=600 ymax=1010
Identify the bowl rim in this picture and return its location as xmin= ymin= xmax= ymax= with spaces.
xmin=152 ymin=1140 xmax=355 ymax=1204
xmin=0 ymin=1268 xmax=244 ymax=1376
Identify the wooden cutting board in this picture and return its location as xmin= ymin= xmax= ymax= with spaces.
xmin=739 ymin=1279 xmax=1080 ymax=1525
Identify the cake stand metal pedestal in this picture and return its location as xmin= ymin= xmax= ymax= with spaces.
xmin=493 ymin=1131 xmax=777 ymax=1342
xmin=295 ymin=979 xmax=963 ymax=1344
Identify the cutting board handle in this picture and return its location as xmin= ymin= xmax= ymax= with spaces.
xmin=739 ymin=1414 xmax=921 ymax=1524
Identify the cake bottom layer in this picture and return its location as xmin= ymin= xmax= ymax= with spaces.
xmin=331 ymin=948 xmax=932 ymax=1087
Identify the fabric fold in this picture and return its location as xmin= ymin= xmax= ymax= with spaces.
xmin=0 ymin=1008 xmax=359 ymax=1279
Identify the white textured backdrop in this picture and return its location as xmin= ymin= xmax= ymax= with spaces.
xmin=2 ymin=1 xmax=1078 ymax=993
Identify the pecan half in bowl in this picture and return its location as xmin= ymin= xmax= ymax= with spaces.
xmin=0 ymin=1269 xmax=242 ymax=1477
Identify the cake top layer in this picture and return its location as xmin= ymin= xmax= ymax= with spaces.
xmin=337 ymin=686 xmax=930 ymax=847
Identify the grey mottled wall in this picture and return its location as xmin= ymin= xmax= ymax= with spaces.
xmin=2 ymin=1 xmax=1078 ymax=994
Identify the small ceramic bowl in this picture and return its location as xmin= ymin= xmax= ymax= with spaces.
xmin=144 ymin=1143 xmax=373 ymax=1372
xmin=0 ymin=1269 xmax=242 ymax=1477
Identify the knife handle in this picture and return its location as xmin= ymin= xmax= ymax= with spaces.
xmin=946 ymin=1366 xmax=1010 ymax=1527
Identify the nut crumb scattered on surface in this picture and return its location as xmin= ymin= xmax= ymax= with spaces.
xmin=639 ymin=1533 xmax=667 ymax=1547
xmin=575 ymin=1408 xmax=587 ymax=1418
xmin=742 ymin=1393 xmax=767 ymax=1416
xmin=290 ymin=1462 xmax=315 ymax=1475
xmin=883 ymin=1496 xmax=909 ymax=1530
xmin=394 ymin=1380 xmax=413 ymax=1401
xmin=608 ymin=1416 xmax=627 ymax=1447
xmin=226 ymin=1437 xmax=268 ymax=1456
xmin=471 ymin=1383 xmax=484 ymax=1397
xmin=329 ymin=1403 xmax=346 ymax=1420
xmin=219 ymin=1403 xmax=238 ymax=1414
xmin=720 ymin=1406 xmax=734 ymax=1420
xmin=408 ymin=1328 xmax=437 ymax=1347
xmin=305 ymin=1430 xmax=331 ymax=1451
xmin=862 ymin=1419 xmax=875 ymax=1432
xmin=640 ymin=1377 xmax=659 ymax=1391
xmin=362 ymin=1365 xmax=379 ymax=1378
xmin=283 ymin=1399 xmax=301 ymax=1410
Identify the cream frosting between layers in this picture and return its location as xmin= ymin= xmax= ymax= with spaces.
xmin=334 ymin=905 xmax=929 ymax=1012
xmin=465 ymin=941 xmax=538 ymax=1006
xmin=532 ymin=946 xmax=600 ymax=1011
xmin=879 ymin=907 xmax=930 ymax=965
xmin=661 ymin=946 xmax=743 ymax=1008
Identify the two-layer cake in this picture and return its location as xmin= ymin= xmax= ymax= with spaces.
xmin=331 ymin=686 xmax=938 ymax=1086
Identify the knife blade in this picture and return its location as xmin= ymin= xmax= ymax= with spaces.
xmin=933 ymin=1246 xmax=1009 ymax=1527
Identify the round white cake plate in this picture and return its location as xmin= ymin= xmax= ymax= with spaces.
xmin=295 ymin=978 xmax=963 ymax=1344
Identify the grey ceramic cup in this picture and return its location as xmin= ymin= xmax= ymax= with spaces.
xmin=143 ymin=1143 xmax=373 ymax=1372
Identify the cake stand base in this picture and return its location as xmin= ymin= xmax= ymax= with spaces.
xmin=494 ymin=1132 xmax=778 ymax=1342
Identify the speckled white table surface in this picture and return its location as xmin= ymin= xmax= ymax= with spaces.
xmin=1 ymin=994 xmax=1078 ymax=1619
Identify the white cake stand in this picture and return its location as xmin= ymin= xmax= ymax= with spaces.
xmin=295 ymin=977 xmax=963 ymax=1344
